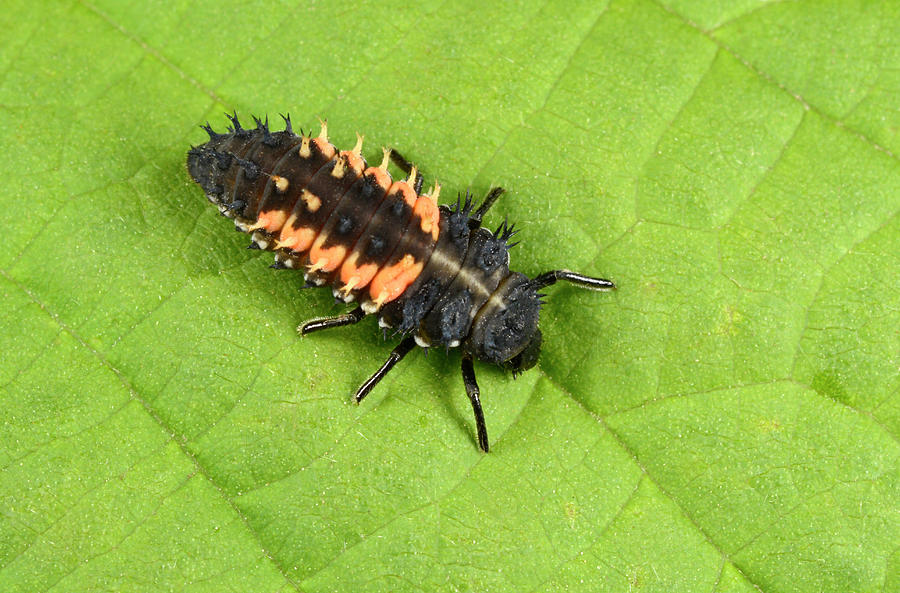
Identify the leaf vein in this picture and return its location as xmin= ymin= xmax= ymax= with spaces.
xmin=0 ymin=268 xmax=303 ymax=592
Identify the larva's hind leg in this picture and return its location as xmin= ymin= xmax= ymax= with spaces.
xmin=298 ymin=306 xmax=366 ymax=335
xmin=461 ymin=353 xmax=490 ymax=452
xmin=355 ymin=336 xmax=417 ymax=403
xmin=468 ymin=186 xmax=506 ymax=229
xmin=388 ymin=149 xmax=425 ymax=194
xmin=388 ymin=148 xmax=414 ymax=175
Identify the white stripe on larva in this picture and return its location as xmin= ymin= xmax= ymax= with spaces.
xmin=425 ymin=245 xmax=493 ymax=300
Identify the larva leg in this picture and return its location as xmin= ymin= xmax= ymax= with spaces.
xmin=468 ymin=186 xmax=506 ymax=229
xmin=388 ymin=148 xmax=414 ymax=174
xmin=298 ymin=306 xmax=366 ymax=335
xmin=531 ymin=270 xmax=616 ymax=291
xmin=388 ymin=149 xmax=424 ymax=194
xmin=461 ymin=353 xmax=490 ymax=452
xmin=355 ymin=336 xmax=417 ymax=403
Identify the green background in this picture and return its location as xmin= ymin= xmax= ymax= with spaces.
xmin=1 ymin=0 xmax=898 ymax=591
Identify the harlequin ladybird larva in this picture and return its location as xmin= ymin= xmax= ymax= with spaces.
xmin=186 ymin=113 xmax=615 ymax=452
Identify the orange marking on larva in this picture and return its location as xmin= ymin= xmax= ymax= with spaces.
xmin=365 ymin=166 xmax=392 ymax=191
xmin=255 ymin=209 xmax=289 ymax=233
xmin=278 ymin=223 xmax=317 ymax=253
xmin=331 ymin=150 xmax=366 ymax=179
xmin=273 ymin=236 xmax=297 ymax=250
xmin=272 ymin=175 xmax=289 ymax=192
xmin=309 ymin=234 xmax=349 ymax=273
xmin=369 ymin=254 xmax=423 ymax=307
xmin=414 ymin=195 xmax=441 ymax=241
xmin=339 ymin=252 xmax=359 ymax=284
xmin=354 ymin=262 xmax=379 ymax=289
xmin=301 ymin=189 xmax=321 ymax=212
xmin=295 ymin=228 xmax=318 ymax=253
xmin=339 ymin=252 xmax=380 ymax=290
xmin=342 ymin=150 xmax=366 ymax=176
xmin=331 ymin=149 xmax=365 ymax=179
xmin=312 ymin=136 xmax=335 ymax=158
xmin=307 ymin=257 xmax=328 ymax=274
xmin=387 ymin=179 xmax=418 ymax=208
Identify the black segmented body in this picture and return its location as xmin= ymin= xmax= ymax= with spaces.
xmin=188 ymin=115 xmax=525 ymax=354
xmin=186 ymin=114 xmax=616 ymax=451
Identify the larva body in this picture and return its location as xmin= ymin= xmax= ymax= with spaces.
xmin=187 ymin=114 xmax=615 ymax=451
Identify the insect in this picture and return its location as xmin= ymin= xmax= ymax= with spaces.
xmin=186 ymin=113 xmax=615 ymax=452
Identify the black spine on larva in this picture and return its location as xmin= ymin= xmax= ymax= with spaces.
xmin=230 ymin=118 xmax=302 ymax=219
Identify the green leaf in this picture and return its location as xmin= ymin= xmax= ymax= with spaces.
xmin=1 ymin=1 xmax=897 ymax=592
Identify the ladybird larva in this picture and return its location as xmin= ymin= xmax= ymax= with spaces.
xmin=187 ymin=113 xmax=616 ymax=451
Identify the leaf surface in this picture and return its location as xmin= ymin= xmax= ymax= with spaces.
xmin=1 ymin=1 xmax=897 ymax=591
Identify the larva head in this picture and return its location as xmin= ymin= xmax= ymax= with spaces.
xmin=187 ymin=128 xmax=245 ymax=214
xmin=186 ymin=144 xmax=223 ymax=201
xmin=466 ymin=273 xmax=543 ymax=372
